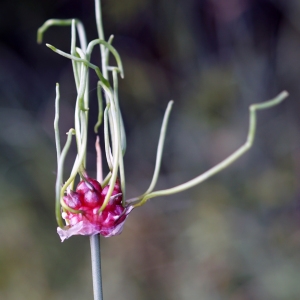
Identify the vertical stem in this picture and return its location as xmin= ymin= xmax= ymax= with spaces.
xmin=90 ymin=234 xmax=103 ymax=300
xmin=90 ymin=136 xmax=104 ymax=300
xmin=90 ymin=1 xmax=107 ymax=299
xmin=95 ymin=0 xmax=108 ymax=79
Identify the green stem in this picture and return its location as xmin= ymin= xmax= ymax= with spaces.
xmin=90 ymin=235 xmax=104 ymax=300
xmin=104 ymin=104 xmax=113 ymax=170
xmin=55 ymin=128 xmax=75 ymax=227
xmin=133 ymin=91 xmax=288 ymax=207
xmin=141 ymin=100 xmax=173 ymax=196
xmin=95 ymin=0 xmax=107 ymax=79
xmin=94 ymin=83 xmax=104 ymax=133
xmin=90 ymin=2 xmax=106 ymax=300
xmin=112 ymin=70 xmax=126 ymax=205
xmin=54 ymin=83 xmax=61 ymax=164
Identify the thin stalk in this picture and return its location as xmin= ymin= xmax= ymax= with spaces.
xmin=94 ymin=83 xmax=104 ymax=133
xmin=55 ymin=128 xmax=75 ymax=227
xmin=54 ymin=83 xmax=61 ymax=163
xmin=112 ymin=70 xmax=126 ymax=205
xmin=90 ymin=2 xmax=106 ymax=300
xmin=141 ymin=100 xmax=173 ymax=196
xmin=95 ymin=0 xmax=107 ymax=79
xmin=104 ymin=104 xmax=113 ymax=170
xmin=90 ymin=133 xmax=104 ymax=300
xmin=132 ymin=91 xmax=288 ymax=207
xmin=90 ymin=234 xmax=103 ymax=300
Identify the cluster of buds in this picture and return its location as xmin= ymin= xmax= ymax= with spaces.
xmin=58 ymin=173 xmax=133 ymax=241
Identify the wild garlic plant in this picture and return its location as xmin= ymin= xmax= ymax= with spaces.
xmin=38 ymin=0 xmax=287 ymax=299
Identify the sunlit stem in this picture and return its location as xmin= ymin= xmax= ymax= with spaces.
xmin=55 ymin=128 xmax=75 ymax=228
xmin=105 ymin=35 xmax=114 ymax=66
xmin=91 ymin=3 xmax=105 ymax=300
xmin=95 ymin=0 xmax=107 ymax=79
xmin=141 ymin=100 xmax=173 ymax=198
xmin=71 ymin=20 xmax=80 ymax=91
xmin=90 ymin=137 xmax=103 ymax=300
xmin=112 ymin=70 xmax=126 ymax=205
xmin=37 ymin=18 xmax=85 ymax=45
xmin=76 ymin=66 xmax=89 ymax=170
xmin=86 ymin=39 xmax=124 ymax=78
xmin=96 ymin=136 xmax=103 ymax=183
xmin=60 ymin=197 xmax=83 ymax=214
xmin=46 ymin=44 xmax=110 ymax=87
xmin=61 ymin=113 xmax=88 ymax=195
xmin=90 ymin=235 xmax=103 ymax=300
xmin=132 ymin=91 xmax=289 ymax=207
xmin=98 ymin=84 xmax=121 ymax=212
xmin=94 ymin=83 xmax=103 ymax=133
xmin=94 ymin=0 xmax=121 ymax=211
xmin=72 ymin=49 xmax=89 ymax=111
xmin=72 ymin=49 xmax=89 ymax=170
xmin=90 ymin=136 xmax=104 ymax=300
xmin=104 ymin=104 xmax=113 ymax=170
xmin=101 ymin=172 xmax=112 ymax=188
xmin=54 ymin=83 xmax=61 ymax=164
xmin=112 ymin=68 xmax=126 ymax=154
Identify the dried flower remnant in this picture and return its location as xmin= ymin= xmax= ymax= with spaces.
xmin=58 ymin=174 xmax=133 ymax=241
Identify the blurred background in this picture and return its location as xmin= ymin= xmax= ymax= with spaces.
xmin=0 ymin=0 xmax=300 ymax=299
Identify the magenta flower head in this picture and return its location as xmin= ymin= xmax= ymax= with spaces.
xmin=39 ymin=10 xmax=177 ymax=243
xmin=58 ymin=174 xmax=133 ymax=242
xmin=41 ymin=16 xmax=137 ymax=241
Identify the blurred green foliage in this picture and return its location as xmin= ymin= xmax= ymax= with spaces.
xmin=0 ymin=0 xmax=299 ymax=299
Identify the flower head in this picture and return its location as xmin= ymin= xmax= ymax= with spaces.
xmin=57 ymin=175 xmax=133 ymax=242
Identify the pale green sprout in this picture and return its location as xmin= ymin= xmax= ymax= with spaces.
xmin=128 ymin=91 xmax=288 ymax=207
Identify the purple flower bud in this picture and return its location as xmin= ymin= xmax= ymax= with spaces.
xmin=63 ymin=190 xmax=82 ymax=209
xmin=76 ymin=177 xmax=103 ymax=208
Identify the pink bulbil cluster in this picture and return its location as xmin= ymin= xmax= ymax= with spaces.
xmin=57 ymin=176 xmax=133 ymax=242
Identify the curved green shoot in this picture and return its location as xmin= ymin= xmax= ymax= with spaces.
xmin=112 ymin=68 xmax=126 ymax=155
xmin=131 ymin=91 xmax=289 ymax=207
xmin=95 ymin=0 xmax=107 ymax=81
xmin=112 ymin=70 xmax=126 ymax=204
xmin=55 ymin=128 xmax=75 ymax=228
xmin=46 ymin=44 xmax=110 ymax=88
xmin=37 ymin=18 xmax=87 ymax=50
xmin=61 ymin=113 xmax=88 ymax=195
xmin=103 ymin=104 xmax=113 ymax=170
xmin=54 ymin=83 xmax=61 ymax=164
xmin=142 ymin=100 xmax=173 ymax=195
xmin=60 ymin=197 xmax=83 ymax=215
xmin=86 ymin=39 xmax=124 ymax=78
xmin=101 ymin=172 xmax=112 ymax=188
xmin=94 ymin=83 xmax=103 ymax=133
xmin=97 ymin=81 xmax=122 ymax=212
xmin=105 ymin=35 xmax=115 ymax=67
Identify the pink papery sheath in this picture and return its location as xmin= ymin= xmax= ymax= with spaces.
xmin=57 ymin=206 xmax=133 ymax=242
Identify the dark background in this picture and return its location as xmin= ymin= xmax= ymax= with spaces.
xmin=1 ymin=0 xmax=300 ymax=299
